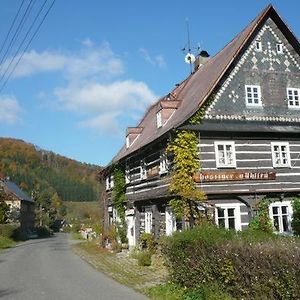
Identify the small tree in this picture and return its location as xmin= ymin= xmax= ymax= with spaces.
xmin=0 ymin=189 xmax=9 ymax=224
xmin=292 ymin=198 xmax=300 ymax=236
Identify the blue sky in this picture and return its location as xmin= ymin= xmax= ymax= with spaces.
xmin=0 ymin=0 xmax=299 ymax=166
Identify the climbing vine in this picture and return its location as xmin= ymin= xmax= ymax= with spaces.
xmin=291 ymin=197 xmax=300 ymax=236
xmin=249 ymin=197 xmax=275 ymax=233
xmin=165 ymin=95 xmax=217 ymax=226
xmin=166 ymin=130 xmax=206 ymax=226
xmin=112 ymin=167 xmax=127 ymax=243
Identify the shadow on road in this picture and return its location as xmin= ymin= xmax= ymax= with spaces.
xmin=0 ymin=288 xmax=19 ymax=298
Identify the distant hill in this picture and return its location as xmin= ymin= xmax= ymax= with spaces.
xmin=0 ymin=138 xmax=102 ymax=202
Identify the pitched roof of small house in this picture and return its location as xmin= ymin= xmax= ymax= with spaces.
xmin=111 ymin=4 xmax=300 ymax=164
xmin=1 ymin=180 xmax=34 ymax=203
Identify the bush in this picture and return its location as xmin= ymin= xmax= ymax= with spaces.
xmin=0 ymin=236 xmax=15 ymax=249
xmin=139 ymin=232 xmax=156 ymax=253
xmin=292 ymin=198 xmax=300 ymax=236
xmin=0 ymin=224 xmax=18 ymax=238
xmin=161 ymin=224 xmax=300 ymax=299
xmin=137 ymin=250 xmax=152 ymax=266
xmin=36 ymin=226 xmax=51 ymax=238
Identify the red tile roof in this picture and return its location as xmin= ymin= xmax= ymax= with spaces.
xmin=110 ymin=4 xmax=298 ymax=164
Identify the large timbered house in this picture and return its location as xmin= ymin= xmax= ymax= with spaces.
xmin=102 ymin=5 xmax=300 ymax=248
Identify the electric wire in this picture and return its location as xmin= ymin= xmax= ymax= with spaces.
xmin=0 ymin=0 xmax=25 ymax=57
xmin=0 ymin=0 xmax=56 ymax=93
xmin=0 ymin=0 xmax=48 ymax=86
xmin=0 ymin=0 xmax=36 ymax=75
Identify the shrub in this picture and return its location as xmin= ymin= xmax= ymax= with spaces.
xmin=292 ymin=198 xmax=300 ymax=236
xmin=139 ymin=232 xmax=156 ymax=253
xmin=137 ymin=250 xmax=152 ymax=266
xmin=0 ymin=236 xmax=15 ymax=249
xmin=0 ymin=224 xmax=18 ymax=238
xmin=161 ymin=224 xmax=300 ymax=299
xmin=36 ymin=226 xmax=51 ymax=238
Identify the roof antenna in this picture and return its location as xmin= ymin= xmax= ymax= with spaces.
xmin=182 ymin=18 xmax=196 ymax=74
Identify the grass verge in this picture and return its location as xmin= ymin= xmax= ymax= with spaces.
xmin=0 ymin=236 xmax=16 ymax=249
xmin=72 ymin=241 xmax=168 ymax=293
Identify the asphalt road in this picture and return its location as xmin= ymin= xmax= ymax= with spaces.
xmin=0 ymin=233 xmax=148 ymax=300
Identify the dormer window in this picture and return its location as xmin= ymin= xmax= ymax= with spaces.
xmin=255 ymin=40 xmax=262 ymax=51
xmin=156 ymin=99 xmax=181 ymax=129
xmin=276 ymin=43 xmax=283 ymax=54
xmin=126 ymin=127 xmax=143 ymax=149
xmin=156 ymin=110 xmax=162 ymax=128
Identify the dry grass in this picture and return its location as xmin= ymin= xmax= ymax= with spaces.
xmin=72 ymin=241 xmax=168 ymax=293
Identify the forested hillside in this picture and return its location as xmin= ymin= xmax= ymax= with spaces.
xmin=0 ymin=138 xmax=102 ymax=202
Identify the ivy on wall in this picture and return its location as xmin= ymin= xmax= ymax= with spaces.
xmin=249 ymin=198 xmax=274 ymax=233
xmin=292 ymin=197 xmax=300 ymax=236
xmin=112 ymin=167 xmax=127 ymax=243
xmin=166 ymin=95 xmax=215 ymax=226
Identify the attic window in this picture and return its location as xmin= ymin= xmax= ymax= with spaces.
xmin=255 ymin=40 xmax=262 ymax=52
xmin=276 ymin=43 xmax=283 ymax=54
xmin=126 ymin=136 xmax=130 ymax=148
xmin=156 ymin=110 xmax=162 ymax=128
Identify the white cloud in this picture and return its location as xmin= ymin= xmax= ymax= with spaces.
xmin=55 ymin=80 xmax=156 ymax=114
xmin=78 ymin=112 xmax=121 ymax=135
xmin=3 ymin=42 xmax=124 ymax=81
xmin=0 ymin=96 xmax=22 ymax=125
xmin=1 ymin=41 xmax=158 ymax=135
xmin=139 ymin=48 xmax=166 ymax=68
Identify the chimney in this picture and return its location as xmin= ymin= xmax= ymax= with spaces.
xmin=194 ymin=50 xmax=210 ymax=71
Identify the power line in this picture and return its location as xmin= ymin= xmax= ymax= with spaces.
xmin=0 ymin=0 xmax=56 ymax=94
xmin=0 ymin=0 xmax=36 ymax=75
xmin=0 ymin=0 xmax=48 ymax=86
xmin=0 ymin=0 xmax=26 ymax=57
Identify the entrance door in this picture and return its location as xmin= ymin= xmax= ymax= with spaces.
xmin=126 ymin=215 xmax=136 ymax=248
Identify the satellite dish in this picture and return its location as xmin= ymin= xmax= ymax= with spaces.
xmin=185 ymin=53 xmax=195 ymax=64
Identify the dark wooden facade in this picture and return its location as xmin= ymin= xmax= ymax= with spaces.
xmin=103 ymin=5 xmax=300 ymax=247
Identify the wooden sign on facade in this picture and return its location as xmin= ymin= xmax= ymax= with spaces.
xmin=193 ymin=171 xmax=276 ymax=183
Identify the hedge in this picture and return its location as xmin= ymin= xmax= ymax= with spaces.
xmin=161 ymin=224 xmax=300 ymax=299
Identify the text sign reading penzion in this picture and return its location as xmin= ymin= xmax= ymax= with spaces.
xmin=194 ymin=171 xmax=276 ymax=182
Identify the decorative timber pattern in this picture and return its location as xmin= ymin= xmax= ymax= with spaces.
xmin=205 ymin=18 xmax=300 ymax=122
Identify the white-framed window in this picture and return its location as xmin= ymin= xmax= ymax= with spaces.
xmin=287 ymin=88 xmax=300 ymax=108
xmin=156 ymin=110 xmax=162 ymax=128
xmin=165 ymin=207 xmax=176 ymax=236
xmin=125 ymin=163 xmax=130 ymax=184
xmin=255 ymin=40 xmax=262 ymax=51
xmin=269 ymin=201 xmax=293 ymax=233
xmin=271 ymin=142 xmax=291 ymax=168
xmin=214 ymin=141 xmax=236 ymax=168
xmin=215 ymin=204 xmax=241 ymax=230
xmin=159 ymin=151 xmax=169 ymax=174
xmin=144 ymin=210 xmax=152 ymax=233
xmin=245 ymin=85 xmax=262 ymax=106
xmin=126 ymin=136 xmax=130 ymax=149
xmin=140 ymin=159 xmax=147 ymax=180
xmin=276 ymin=43 xmax=283 ymax=54
xmin=105 ymin=175 xmax=114 ymax=190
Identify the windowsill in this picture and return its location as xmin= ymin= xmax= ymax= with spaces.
xmin=272 ymin=166 xmax=291 ymax=169
xmin=216 ymin=166 xmax=237 ymax=169
xmin=245 ymin=104 xmax=263 ymax=108
xmin=287 ymin=106 xmax=300 ymax=109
